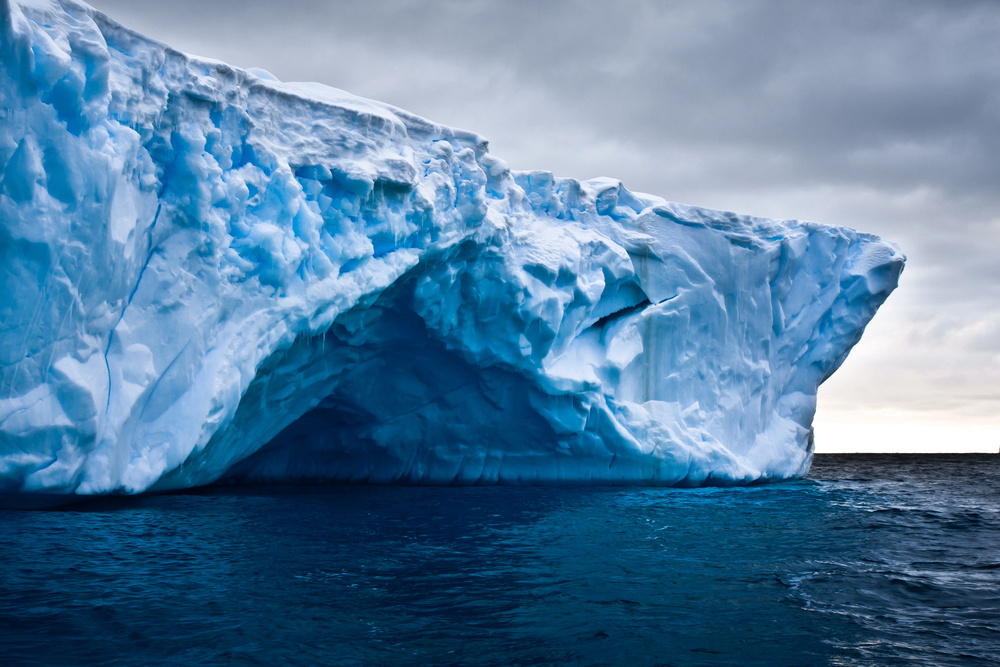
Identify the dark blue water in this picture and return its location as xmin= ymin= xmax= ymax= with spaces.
xmin=1 ymin=454 xmax=998 ymax=666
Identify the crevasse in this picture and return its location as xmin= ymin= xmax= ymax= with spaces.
xmin=0 ymin=0 xmax=903 ymax=500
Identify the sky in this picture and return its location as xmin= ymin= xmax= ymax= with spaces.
xmin=85 ymin=0 xmax=1000 ymax=453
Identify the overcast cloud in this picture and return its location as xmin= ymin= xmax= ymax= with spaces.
xmin=86 ymin=0 xmax=1000 ymax=450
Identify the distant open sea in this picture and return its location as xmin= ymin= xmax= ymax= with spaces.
xmin=1 ymin=454 xmax=998 ymax=666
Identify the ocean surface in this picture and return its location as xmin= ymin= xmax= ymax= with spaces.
xmin=1 ymin=454 xmax=998 ymax=666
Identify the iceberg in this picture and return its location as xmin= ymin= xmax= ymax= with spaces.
xmin=0 ymin=0 xmax=903 ymax=500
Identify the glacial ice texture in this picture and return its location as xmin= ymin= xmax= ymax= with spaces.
xmin=0 ymin=0 xmax=903 ymax=498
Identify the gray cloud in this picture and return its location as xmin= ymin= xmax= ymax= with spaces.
xmin=84 ymin=0 xmax=1000 ymax=434
xmin=86 ymin=1 xmax=1000 ymax=199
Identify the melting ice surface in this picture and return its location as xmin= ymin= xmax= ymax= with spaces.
xmin=0 ymin=0 xmax=904 ymax=499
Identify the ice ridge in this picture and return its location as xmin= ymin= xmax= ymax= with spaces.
xmin=0 ymin=0 xmax=904 ymax=500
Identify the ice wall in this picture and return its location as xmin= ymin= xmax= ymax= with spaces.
xmin=0 ymin=0 xmax=904 ymax=499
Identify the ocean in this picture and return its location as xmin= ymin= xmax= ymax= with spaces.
xmin=1 ymin=454 xmax=998 ymax=666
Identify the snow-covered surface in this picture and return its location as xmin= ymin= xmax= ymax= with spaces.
xmin=0 ymin=0 xmax=903 ymax=499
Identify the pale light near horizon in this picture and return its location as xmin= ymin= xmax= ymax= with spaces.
xmin=814 ymin=410 xmax=1000 ymax=454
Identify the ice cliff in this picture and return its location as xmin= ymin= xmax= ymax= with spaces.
xmin=0 ymin=0 xmax=903 ymax=500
